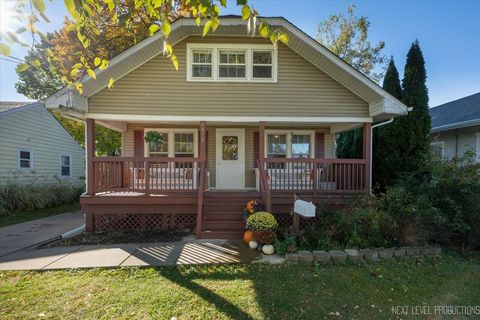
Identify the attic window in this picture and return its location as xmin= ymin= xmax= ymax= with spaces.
xmin=192 ymin=50 xmax=212 ymax=78
xmin=187 ymin=43 xmax=277 ymax=82
xmin=252 ymin=50 xmax=273 ymax=79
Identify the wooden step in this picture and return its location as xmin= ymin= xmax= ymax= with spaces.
xmin=199 ymin=230 xmax=243 ymax=239
xmin=202 ymin=220 xmax=245 ymax=230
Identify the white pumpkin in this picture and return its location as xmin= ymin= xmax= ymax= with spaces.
xmin=262 ymin=244 xmax=275 ymax=255
xmin=248 ymin=240 xmax=259 ymax=249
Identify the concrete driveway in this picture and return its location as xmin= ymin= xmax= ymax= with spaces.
xmin=0 ymin=211 xmax=84 ymax=257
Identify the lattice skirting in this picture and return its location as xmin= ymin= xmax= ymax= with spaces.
xmin=299 ymin=215 xmax=321 ymax=230
xmin=273 ymin=212 xmax=293 ymax=230
xmin=93 ymin=213 xmax=196 ymax=232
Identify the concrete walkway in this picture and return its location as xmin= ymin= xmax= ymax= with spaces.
xmin=0 ymin=211 xmax=84 ymax=257
xmin=0 ymin=239 xmax=266 ymax=270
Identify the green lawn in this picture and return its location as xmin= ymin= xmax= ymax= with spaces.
xmin=0 ymin=202 xmax=80 ymax=228
xmin=1 ymin=253 xmax=479 ymax=319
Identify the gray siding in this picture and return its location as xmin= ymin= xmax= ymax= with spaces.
xmin=431 ymin=125 xmax=480 ymax=161
xmin=0 ymin=106 xmax=85 ymax=186
xmin=89 ymin=36 xmax=369 ymax=117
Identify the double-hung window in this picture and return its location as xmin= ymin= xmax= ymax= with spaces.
xmin=18 ymin=149 xmax=32 ymax=170
xmin=267 ymin=134 xmax=287 ymax=159
xmin=219 ymin=50 xmax=246 ymax=79
xmin=192 ymin=49 xmax=212 ymax=78
xmin=187 ymin=44 xmax=277 ymax=82
xmin=252 ymin=50 xmax=273 ymax=79
xmin=145 ymin=129 xmax=197 ymax=158
xmin=60 ymin=155 xmax=71 ymax=177
xmin=174 ymin=133 xmax=195 ymax=158
xmin=265 ymin=131 xmax=314 ymax=159
xmin=148 ymin=132 xmax=169 ymax=158
xmin=292 ymin=135 xmax=311 ymax=159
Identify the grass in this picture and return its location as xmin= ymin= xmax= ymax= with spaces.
xmin=0 ymin=202 xmax=80 ymax=228
xmin=1 ymin=252 xmax=479 ymax=319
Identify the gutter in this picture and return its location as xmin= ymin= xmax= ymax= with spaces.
xmin=369 ymin=118 xmax=394 ymax=196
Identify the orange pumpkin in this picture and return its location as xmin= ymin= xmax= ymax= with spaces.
xmin=243 ymin=230 xmax=254 ymax=244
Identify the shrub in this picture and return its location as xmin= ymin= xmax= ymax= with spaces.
xmin=0 ymin=182 xmax=83 ymax=216
xmin=298 ymin=200 xmax=396 ymax=250
xmin=425 ymin=153 xmax=480 ymax=250
xmin=273 ymin=231 xmax=297 ymax=255
xmin=378 ymin=184 xmax=434 ymax=246
xmin=246 ymin=212 xmax=278 ymax=232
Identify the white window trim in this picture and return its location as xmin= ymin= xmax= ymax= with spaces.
xmin=218 ymin=49 xmax=247 ymax=80
xmin=430 ymin=141 xmax=445 ymax=158
xmin=17 ymin=148 xmax=33 ymax=171
xmin=264 ymin=130 xmax=315 ymax=158
xmin=186 ymin=43 xmax=278 ymax=82
xmin=144 ymin=128 xmax=198 ymax=158
xmin=191 ymin=48 xmax=213 ymax=80
xmin=60 ymin=154 xmax=72 ymax=177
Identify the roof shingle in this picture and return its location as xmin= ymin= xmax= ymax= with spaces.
xmin=429 ymin=92 xmax=480 ymax=131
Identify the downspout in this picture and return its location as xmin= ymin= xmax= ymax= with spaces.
xmin=369 ymin=118 xmax=394 ymax=196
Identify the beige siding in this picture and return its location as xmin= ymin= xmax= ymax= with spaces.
xmin=89 ymin=36 xmax=368 ymax=117
xmin=0 ymin=106 xmax=85 ymax=186
xmin=123 ymin=123 xmax=333 ymax=189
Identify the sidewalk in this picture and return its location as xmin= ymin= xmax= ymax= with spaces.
xmin=0 ymin=239 xmax=266 ymax=270
xmin=0 ymin=211 xmax=84 ymax=257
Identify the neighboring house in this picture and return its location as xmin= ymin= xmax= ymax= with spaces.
xmin=0 ymin=102 xmax=85 ymax=187
xmin=429 ymin=92 xmax=480 ymax=161
xmin=45 ymin=16 xmax=408 ymax=238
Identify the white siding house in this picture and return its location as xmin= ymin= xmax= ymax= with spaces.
xmin=0 ymin=102 xmax=85 ymax=186
xmin=430 ymin=92 xmax=480 ymax=162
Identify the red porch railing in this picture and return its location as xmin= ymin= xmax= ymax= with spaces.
xmin=92 ymin=157 xmax=200 ymax=194
xmin=263 ymin=158 xmax=367 ymax=193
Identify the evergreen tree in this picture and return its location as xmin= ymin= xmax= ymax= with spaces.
xmin=373 ymin=58 xmax=402 ymax=189
xmin=374 ymin=41 xmax=431 ymax=190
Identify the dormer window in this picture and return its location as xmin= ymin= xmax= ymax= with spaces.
xmin=187 ymin=43 xmax=277 ymax=82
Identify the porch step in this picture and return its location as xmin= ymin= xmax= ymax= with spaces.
xmin=198 ymin=230 xmax=243 ymax=239
xmin=202 ymin=220 xmax=245 ymax=230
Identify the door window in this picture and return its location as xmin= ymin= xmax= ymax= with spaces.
xmin=222 ymin=136 xmax=239 ymax=160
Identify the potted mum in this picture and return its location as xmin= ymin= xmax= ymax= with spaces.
xmin=246 ymin=211 xmax=278 ymax=245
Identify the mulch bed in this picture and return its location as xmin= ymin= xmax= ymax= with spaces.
xmin=45 ymin=229 xmax=191 ymax=247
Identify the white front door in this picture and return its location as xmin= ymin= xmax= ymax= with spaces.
xmin=216 ymin=128 xmax=245 ymax=189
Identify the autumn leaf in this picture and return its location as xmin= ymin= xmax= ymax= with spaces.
xmin=0 ymin=44 xmax=10 ymax=57
xmin=94 ymin=57 xmax=101 ymax=67
xmin=203 ymin=21 xmax=212 ymax=37
xmin=75 ymin=82 xmax=83 ymax=94
xmin=16 ymin=63 xmax=30 ymax=72
xmin=108 ymin=77 xmax=115 ymax=89
xmin=87 ymin=68 xmax=96 ymax=79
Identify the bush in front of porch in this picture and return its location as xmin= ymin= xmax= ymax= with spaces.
xmin=278 ymin=152 xmax=480 ymax=253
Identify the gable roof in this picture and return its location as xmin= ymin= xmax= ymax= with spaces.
xmin=0 ymin=101 xmax=31 ymax=114
xmin=0 ymin=101 xmax=84 ymax=151
xmin=44 ymin=16 xmax=408 ymax=121
xmin=429 ymin=92 xmax=480 ymax=132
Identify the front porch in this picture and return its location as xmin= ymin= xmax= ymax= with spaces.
xmin=82 ymin=119 xmax=372 ymax=238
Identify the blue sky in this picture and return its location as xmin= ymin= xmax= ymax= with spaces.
xmin=1 ymin=0 xmax=479 ymax=107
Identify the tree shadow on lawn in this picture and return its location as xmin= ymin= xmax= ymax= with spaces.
xmin=156 ymin=264 xmax=256 ymax=319
xmin=154 ymin=254 xmax=480 ymax=320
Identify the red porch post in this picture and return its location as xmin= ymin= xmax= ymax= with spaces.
xmin=258 ymin=121 xmax=272 ymax=211
xmin=85 ymin=118 xmax=95 ymax=232
xmin=196 ymin=121 xmax=207 ymax=237
xmin=363 ymin=122 xmax=372 ymax=193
